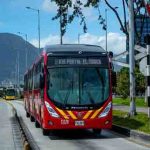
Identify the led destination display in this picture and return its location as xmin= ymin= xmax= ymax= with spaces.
xmin=48 ymin=57 xmax=108 ymax=67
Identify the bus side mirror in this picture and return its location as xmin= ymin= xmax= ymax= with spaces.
xmin=108 ymin=51 xmax=114 ymax=69
xmin=111 ymin=71 xmax=117 ymax=87
xmin=40 ymin=74 xmax=44 ymax=89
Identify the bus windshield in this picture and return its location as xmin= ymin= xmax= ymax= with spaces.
xmin=47 ymin=67 xmax=109 ymax=108
xmin=6 ymin=89 xmax=15 ymax=96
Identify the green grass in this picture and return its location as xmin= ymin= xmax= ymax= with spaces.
xmin=113 ymin=97 xmax=147 ymax=107
xmin=113 ymin=110 xmax=150 ymax=134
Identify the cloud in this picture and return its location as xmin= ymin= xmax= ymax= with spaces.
xmin=30 ymin=32 xmax=126 ymax=54
xmin=99 ymin=33 xmax=126 ymax=54
xmin=30 ymin=34 xmax=60 ymax=47
xmin=42 ymin=0 xmax=57 ymax=12
xmin=42 ymin=0 xmax=85 ymax=12
xmin=79 ymin=32 xmax=126 ymax=54
xmin=42 ymin=0 xmax=97 ymax=21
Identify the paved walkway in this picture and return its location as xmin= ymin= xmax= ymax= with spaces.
xmin=0 ymin=100 xmax=23 ymax=150
xmin=113 ymin=104 xmax=148 ymax=114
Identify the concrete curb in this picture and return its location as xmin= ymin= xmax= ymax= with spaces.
xmin=18 ymin=116 xmax=40 ymax=150
xmin=112 ymin=124 xmax=150 ymax=146
xmin=15 ymin=114 xmax=31 ymax=150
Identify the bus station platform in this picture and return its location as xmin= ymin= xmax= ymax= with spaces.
xmin=0 ymin=99 xmax=23 ymax=150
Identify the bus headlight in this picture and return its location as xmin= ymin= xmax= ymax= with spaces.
xmin=99 ymin=102 xmax=112 ymax=118
xmin=45 ymin=101 xmax=59 ymax=118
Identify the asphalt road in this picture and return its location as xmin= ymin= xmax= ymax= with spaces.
xmin=10 ymin=100 xmax=150 ymax=150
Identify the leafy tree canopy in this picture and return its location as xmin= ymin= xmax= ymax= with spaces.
xmin=50 ymin=0 xmax=147 ymax=40
xmin=50 ymin=0 xmax=128 ymax=37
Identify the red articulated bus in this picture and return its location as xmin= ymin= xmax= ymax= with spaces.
xmin=24 ymin=44 xmax=114 ymax=135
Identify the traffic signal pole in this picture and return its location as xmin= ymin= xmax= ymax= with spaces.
xmin=144 ymin=1 xmax=150 ymax=118
xmin=147 ymin=45 xmax=150 ymax=118
xmin=145 ymin=36 xmax=150 ymax=118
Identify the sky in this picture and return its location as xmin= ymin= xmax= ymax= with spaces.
xmin=0 ymin=0 xmax=127 ymax=54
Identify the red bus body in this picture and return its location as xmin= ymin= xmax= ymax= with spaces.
xmin=24 ymin=44 xmax=112 ymax=134
xmin=144 ymin=0 xmax=150 ymax=15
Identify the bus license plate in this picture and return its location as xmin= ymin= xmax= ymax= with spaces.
xmin=75 ymin=121 xmax=84 ymax=126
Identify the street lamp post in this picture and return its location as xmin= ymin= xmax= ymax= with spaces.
xmin=18 ymin=32 xmax=28 ymax=70
xmin=15 ymin=50 xmax=20 ymax=88
xmin=26 ymin=7 xmax=41 ymax=54
xmin=105 ymin=9 xmax=108 ymax=52
xmin=105 ymin=7 xmax=118 ymax=52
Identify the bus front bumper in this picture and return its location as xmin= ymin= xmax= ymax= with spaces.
xmin=43 ymin=116 xmax=112 ymax=130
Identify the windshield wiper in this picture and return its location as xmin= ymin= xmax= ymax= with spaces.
xmin=96 ymin=68 xmax=105 ymax=100
xmin=64 ymin=80 xmax=73 ymax=105
xmin=84 ymin=84 xmax=95 ymax=104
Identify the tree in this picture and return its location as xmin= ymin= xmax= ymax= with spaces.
xmin=51 ymin=0 xmax=87 ymax=44
xmin=135 ymin=66 xmax=145 ymax=96
xmin=116 ymin=67 xmax=129 ymax=99
xmin=116 ymin=66 xmax=145 ymax=99
xmin=50 ymin=0 xmax=147 ymax=43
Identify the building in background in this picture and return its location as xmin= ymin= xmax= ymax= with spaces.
xmin=135 ymin=15 xmax=150 ymax=46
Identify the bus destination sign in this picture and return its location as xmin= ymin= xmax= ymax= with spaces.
xmin=48 ymin=57 xmax=108 ymax=67
xmin=54 ymin=58 xmax=102 ymax=65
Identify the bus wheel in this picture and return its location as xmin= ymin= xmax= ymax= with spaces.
xmin=93 ymin=129 xmax=102 ymax=135
xmin=26 ymin=111 xmax=30 ymax=118
xmin=30 ymin=115 xmax=35 ymax=122
xmin=42 ymin=128 xmax=49 ymax=136
xmin=35 ymin=120 xmax=40 ymax=128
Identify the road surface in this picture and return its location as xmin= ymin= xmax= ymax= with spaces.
xmin=0 ymin=100 xmax=23 ymax=150
xmin=10 ymin=100 xmax=150 ymax=150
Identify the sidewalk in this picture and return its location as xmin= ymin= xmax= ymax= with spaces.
xmin=0 ymin=100 xmax=23 ymax=150
xmin=113 ymin=104 xmax=147 ymax=114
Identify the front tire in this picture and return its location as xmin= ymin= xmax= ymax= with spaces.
xmin=35 ymin=120 xmax=40 ymax=128
xmin=26 ymin=111 xmax=30 ymax=118
xmin=30 ymin=115 xmax=35 ymax=122
xmin=42 ymin=128 xmax=49 ymax=136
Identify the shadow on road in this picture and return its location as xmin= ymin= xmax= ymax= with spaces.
xmin=48 ymin=129 xmax=118 ymax=140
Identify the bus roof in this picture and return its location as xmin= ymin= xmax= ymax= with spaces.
xmin=44 ymin=44 xmax=106 ymax=53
